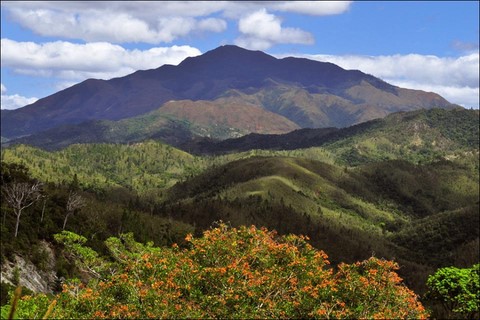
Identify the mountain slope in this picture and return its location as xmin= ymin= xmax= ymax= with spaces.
xmin=1 ymin=45 xmax=455 ymax=140
xmin=182 ymin=108 xmax=479 ymax=165
xmin=161 ymin=155 xmax=479 ymax=292
xmin=4 ymin=98 xmax=299 ymax=151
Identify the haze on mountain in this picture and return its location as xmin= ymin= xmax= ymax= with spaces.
xmin=1 ymin=45 xmax=456 ymax=147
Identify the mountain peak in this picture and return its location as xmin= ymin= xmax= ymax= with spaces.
xmin=178 ymin=44 xmax=277 ymax=70
xmin=1 ymin=45 xmax=455 ymax=140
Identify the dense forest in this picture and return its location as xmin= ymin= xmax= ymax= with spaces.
xmin=1 ymin=108 xmax=479 ymax=319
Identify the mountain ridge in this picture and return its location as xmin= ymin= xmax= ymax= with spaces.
xmin=1 ymin=45 xmax=455 ymax=140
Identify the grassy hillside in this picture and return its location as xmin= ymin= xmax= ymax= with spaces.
xmin=1 ymin=142 xmax=338 ymax=196
xmin=163 ymin=156 xmax=478 ymax=271
xmin=1 ymin=108 xmax=478 ymax=300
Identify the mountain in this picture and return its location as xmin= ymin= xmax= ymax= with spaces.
xmin=180 ymin=108 xmax=480 ymax=165
xmin=3 ymin=98 xmax=300 ymax=151
xmin=1 ymin=45 xmax=455 ymax=141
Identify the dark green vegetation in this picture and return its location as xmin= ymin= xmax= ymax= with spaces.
xmin=0 ymin=162 xmax=194 ymax=295
xmin=1 ymin=108 xmax=478 ymax=318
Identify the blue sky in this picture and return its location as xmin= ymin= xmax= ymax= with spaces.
xmin=1 ymin=1 xmax=479 ymax=110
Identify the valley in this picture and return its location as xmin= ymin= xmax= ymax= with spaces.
xmin=0 ymin=46 xmax=478 ymax=319
xmin=2 ymin=109 xmax=478 ymax=300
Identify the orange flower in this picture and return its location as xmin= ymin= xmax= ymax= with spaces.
xmin=317 ymin=309 xmax=327 ymax=315
xmin=93 ymin=310 xmax=106 ymax=318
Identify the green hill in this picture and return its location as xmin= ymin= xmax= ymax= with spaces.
xmin=162 ymin=156 xmax=479 ymax=281
xmin=1 ymin=108 xmax=478 ymax=299
xmin=323 ymin=108 xmax=479 ymax=166
xmin=1 ymin=141 xmax=208 ymax=195
xmin=185 ymin=108 xmax=479 ymax=167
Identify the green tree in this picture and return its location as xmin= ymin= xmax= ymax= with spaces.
xmin=426 ymin=264 xmax=479 ymax=319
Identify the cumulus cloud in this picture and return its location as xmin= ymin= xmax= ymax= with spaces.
xmin=389 ymin=81 xmax=479 ymax=109
xmin=276 ymin=52 xmax=480 ymax=108
xmin=272 ymin=1 xmax=352 ymax=16
xmin=220 ymin=1 xmax=352 ymax=19
xmin=235 ymin=9 xmax=314 ymax=50
xmin=3 ymin=2 xmax=227 ymax=44
xmin=1 ymin=84 xmax=38 ymax=110
xmin=1 ymin=1 xmax=351 ymax=44
xmin=1 ymin=38 xmax=201 ymax=81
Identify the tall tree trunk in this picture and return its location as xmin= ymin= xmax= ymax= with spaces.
xmin=63 ymin=212 xmax=71 ymax=230
xmin=14 ymin=209 xmax=22 ymax=238
xmin=41 ymin=199 xmax=47 ymax=223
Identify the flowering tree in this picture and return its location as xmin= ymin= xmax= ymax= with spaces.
xmin=3 ymin=224 xmax=428 ymax=319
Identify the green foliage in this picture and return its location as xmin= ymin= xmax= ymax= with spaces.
xmin=324 ymin=108 xmax=479 ymax=166
xmin=2 ymin=141 xmax=208 ymax=195
xmin=2 ymin=226 xmax=428 ymax=319
xmin=426 ymin=264 xmax=479 ymax=318
xmin=54 ymin=231 xmax=108 ymax=278
xmin=0 ymin=108 xmax=478 ymax=319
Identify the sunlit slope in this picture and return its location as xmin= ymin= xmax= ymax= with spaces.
xmin=1 ymin=141 xmax=208 ymax=193
xmin=164 ymin=156 xmax=478 ymax=268
xmin=322 ymin=108 xmax=479 ymax=165
xmin=188 ymin=108 xmax=479 ymax=167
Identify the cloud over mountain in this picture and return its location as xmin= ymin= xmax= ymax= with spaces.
xmin=1 ymin=39 xmax=201 ymax=81
xmin=2 ymin=1 xmax=350 ymax=45
xmin=285 ymin=52 xmax=480 ymax=108
xmin=235 ymin=9 xmax=314 ymax=50
xmin=1 ymin=83 xmax=38 ymax=110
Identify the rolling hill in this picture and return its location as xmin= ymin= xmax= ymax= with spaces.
xmin=181 ymin=108 xmax=480 ymax=165
xmin=1 ymin=45 xmax=455 ymax=143
xmin=1 ymin=107 xmax=478 ymax=297
xmin=160 ymin=155 xmax=479 ymax=293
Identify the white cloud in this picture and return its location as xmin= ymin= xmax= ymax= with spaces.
xmin=305 ymin=53 xmax=479 ymax=88
xmin=1 ymin=84 xmax=38 ymax=110
xmin=272 ymin=1 xmax=352 ymax=16
xmin=1 ymin=1 xmax=351 ymax=44
xmin=235 ymin=9 xmax=314 ymax=50
xmin=274 ymin=52 xmax=480 ymax=108
xmin=391 ymin=81 xmax=479 ymax=109
xmin=1 ymin=38 xmax=202 ymax=81
xmin=220 ymin=1 xmax=352 ymax=19
xmin=3 ymin=2 xmax=228 ymax=44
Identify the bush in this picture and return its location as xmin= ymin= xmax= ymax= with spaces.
xmin=426 ymin=264 xmax=479 ymax=319
xmin=2 ymin=224 xmax=428 ymax=319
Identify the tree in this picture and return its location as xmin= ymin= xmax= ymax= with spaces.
xmin=2 ymin=224 xmax=428 ymax=319
xmin=426 ymin=264 xmax=479 ymax=319
xmin=63 ymin=191 xmax=86 ymax=230
xmin=1 ymin=181 xmax=42 ymax=237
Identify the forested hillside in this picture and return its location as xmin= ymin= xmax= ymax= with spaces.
xmin=1 ymin=108 xmax=478 ymax=319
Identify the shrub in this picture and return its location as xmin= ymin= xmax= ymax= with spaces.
xmin=2 ymin=224 xmax=428 ymax=319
